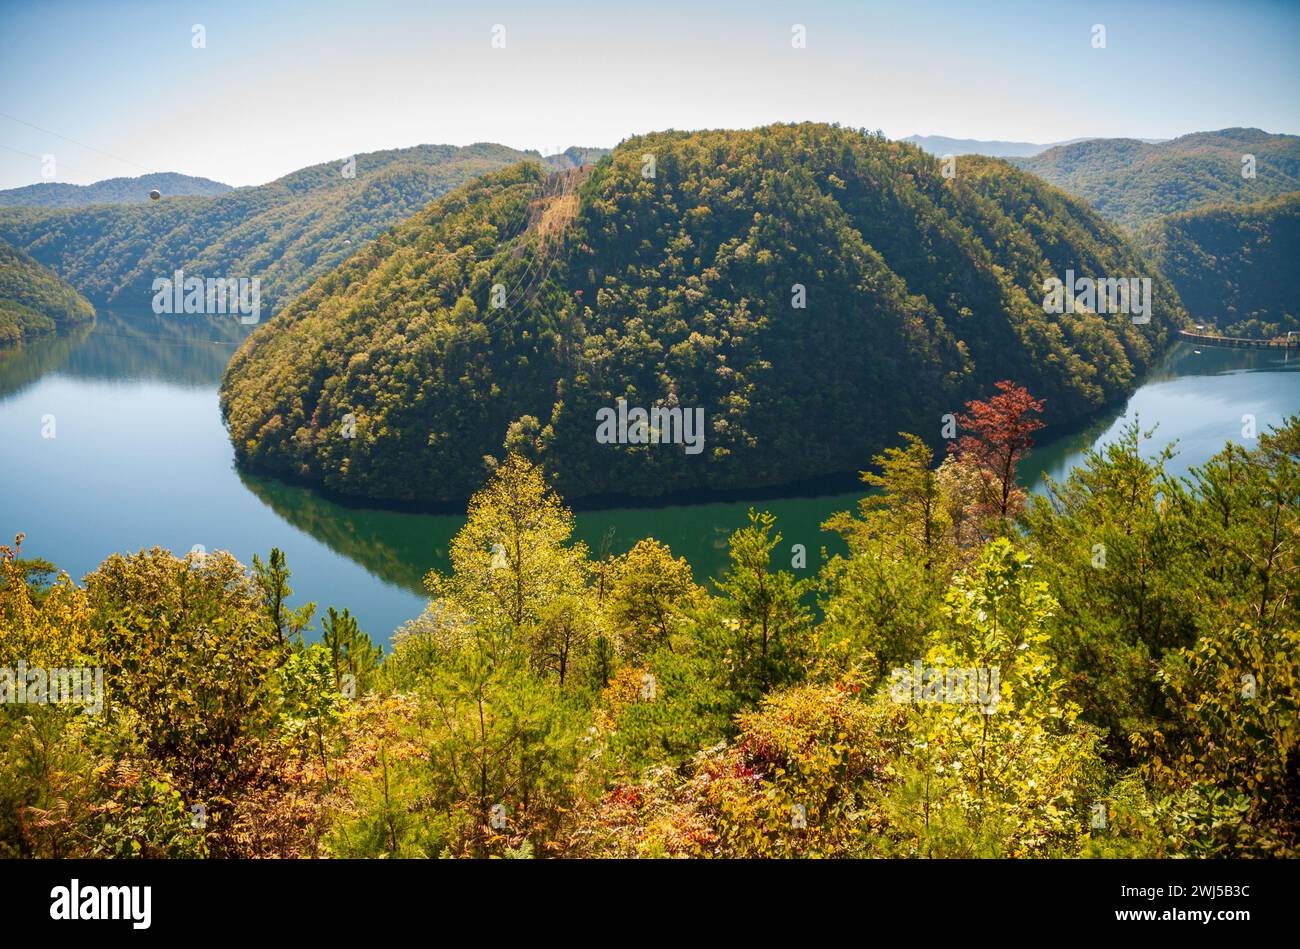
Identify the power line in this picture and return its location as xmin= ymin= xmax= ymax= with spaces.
xmin=0 ymin=141 xmax=98 ymax=180
xmin=0 ymin=111 xmax=156 ymax=174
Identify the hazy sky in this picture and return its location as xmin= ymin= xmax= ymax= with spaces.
xmin=1 ymin=0 xmax=1297 ymax=190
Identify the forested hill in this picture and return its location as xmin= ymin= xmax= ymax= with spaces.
xmin=0 ymin=172 xmax=232 ymax=208
xmin=221 ymin=123 xmax=1183 ymax=506
xmin=1143 ymin=191 xmax=1300 ymax=337
xmin=0 ymin=143 xmax=608 ymax=316
xmin=1013 ymin=128 xmax=1300 ymax=229
xmin=0 ymin=239 xmax=94 ymax=347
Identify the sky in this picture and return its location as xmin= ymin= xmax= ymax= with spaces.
xmin=1 ymin=0 xmax=1297 ymax=190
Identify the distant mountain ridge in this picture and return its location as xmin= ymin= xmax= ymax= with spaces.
xmin=1012 ymin=128 xmax=1300 ymax=228
xmin=0 ymin=172 xmax=233 ymax=208
xmin=903 ymin=135 xmax=1174 ymax=159
xmin=0 ymin=143 xmax=609 ymax=316
xmin=902 ymin=135 xmax=1073 ymax=158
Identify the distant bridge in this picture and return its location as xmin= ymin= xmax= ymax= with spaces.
xmin=1178 ymin=329 xmax=1300 ymax=350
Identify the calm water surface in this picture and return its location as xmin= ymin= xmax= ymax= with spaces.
xmin=2 ymin=310 xmax=1296 ymax=642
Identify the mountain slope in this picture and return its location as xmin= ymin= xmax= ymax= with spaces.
xmin=0 ymin=172 xmax=233 ymax=208
xmin=1014 ymin=129 xmax=1300 ymax=228
xmin=1143 ymin=191 xmax=1300 ymax=337
xmin=0 ymin=239 xmax=95 ymax=347
xmin=0 ymin=144 xmax=608 ymax=317
xmin=220 ymin=123 xmax=1183 ymax=506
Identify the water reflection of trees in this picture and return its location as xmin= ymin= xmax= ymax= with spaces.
xmin=0 ymin=322 xmax=93 ymax=398
xmin=1150 ymin=339 xmax=1289 ymax=381
xmin=237 ymin=469 xmax=456 ymax=594
xmin=0 ymin=309 xmax=253 ymax=397
xmin=59 ymin=310 xmax=251 ymax=387
xmin=241 ymin=464 xmax=846 ymax=593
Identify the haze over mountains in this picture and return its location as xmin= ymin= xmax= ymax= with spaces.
xmin=0 ymin=144 xmax=608 ymax=316
xmin=2 ymin=123 xmax=1295 ymax=388
xmin=3 ymin=128 xmax=1293 ymax=317
xmin=0 ymin=172 xmax=233 ymax=208
xmin=902 ymin=135 xmax=1082 ymax=158
xmin=902 ymin=135 xmax=1177 ymax=159
xmin=1145 ymin=191 xmax=1300 ymax=337
xmin=1013 ymin=128 xmax=1300 ymax=228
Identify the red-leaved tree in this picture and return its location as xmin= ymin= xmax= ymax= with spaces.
xmin=949 ymin=380 xmax=1046 ymax=522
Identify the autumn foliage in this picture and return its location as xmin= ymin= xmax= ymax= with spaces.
xmin=3 ymin=394 xmax=1297 ymax=859
xmin=950 ymin=380 xmax=1046 ymax=524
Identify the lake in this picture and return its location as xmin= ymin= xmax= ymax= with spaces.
xmin=2 ymin=309 xmax=1296 ymax=643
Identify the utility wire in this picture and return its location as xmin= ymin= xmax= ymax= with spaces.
xmin=0 ymin=141 xmax=98 ymax=180
xmin=0 ymin=111 xmax=156 ymax=174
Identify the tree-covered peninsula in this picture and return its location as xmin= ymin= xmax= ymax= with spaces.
xmin=222 ymin=123 xmax=1184 ymax=505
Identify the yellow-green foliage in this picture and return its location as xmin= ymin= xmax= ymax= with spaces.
xmin=0 ymin=240 xmax=94 ymax=348
xmin=2 ymin=415 xmax=1297 ymax=859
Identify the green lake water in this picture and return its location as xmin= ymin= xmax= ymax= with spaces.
xmin=2 ymin=310 xmax=1296 ymax=643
